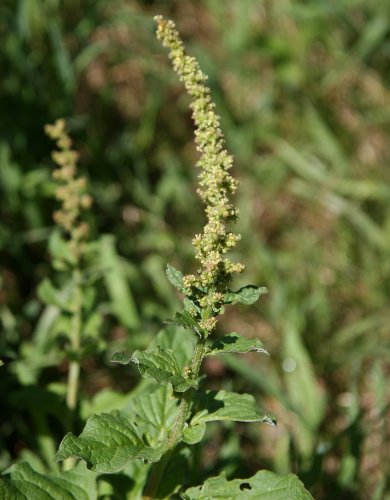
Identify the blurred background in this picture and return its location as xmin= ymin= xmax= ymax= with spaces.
xmin=1 ymin=1 xmax=389 ymax=498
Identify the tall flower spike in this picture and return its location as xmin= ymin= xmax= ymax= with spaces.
xmin=155 ymin=16 xmax=245 ymax=327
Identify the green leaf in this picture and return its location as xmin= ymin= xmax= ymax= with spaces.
xmin=48 ymin=230 xmax=76 ymax=268
xmin=0 ymin=461 xmax=97 ymax=500
xmin=183 ymin=423 xmax=206 ymax=445
xmin=208 ymin=333 xmax=268 ymax=356
xmin=160 ymin=447 xmax=192 ymax=499
xmin=99 ymin=235 xmax=139 ymax=329
xmin=131 ymin=385 xmax=179 ymax=446
xmin=166 ymin=264 xmax=186 ymax=293
xmin=182 ymin=470 xmax=313 ymax=499
xmin=81 ymin=387 xmax=178 ymax=450
xmin=81 ymin=388 xmax=136 ymax=420
xmin=37 ymin=279 xmax=71 ymax=311
xmin=56 ymin=412 xmax=162 ymax=472
xmin=190 ymin=390 xmax=276 ymax=426
xmin=152 ymin=326 xmax=195 ymax=371
xmin=112 ymin=347 xmax=198 ymax=392
xmin=224 ymin=286 xmax=268 ymax=305
xmin=37 ymin=279 xmax=59 ymax=307
xmin=184 ymin=297 xmax=201 ymax=314
xmin=166 ymin=310 xmax=202 ymax=337
xmin=82 ymin=311 xmax=103 ymax=339
xmin=111 ymin=351 xmax=132 ymax=364
xmin=282 ymin=317 xmax=326 ymax=458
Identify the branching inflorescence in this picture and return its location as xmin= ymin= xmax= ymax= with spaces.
xmin=156 ymin=16 xmax=244 ymax=334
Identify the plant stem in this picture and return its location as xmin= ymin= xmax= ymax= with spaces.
xmin=143 ymin=336 xmax=207 ymax=499
xmin=63 ymin=267 xmax=82 ymax=471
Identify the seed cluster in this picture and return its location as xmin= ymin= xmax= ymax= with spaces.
xmin=155 ymin=16 xmax=244 ymax=328
xmin=45 ymin=119 xmax=92 ymax=259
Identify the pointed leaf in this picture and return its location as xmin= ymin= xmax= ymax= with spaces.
xmin=182 ymin=470 xmax=313 ymax=499
xmin=224 ymin=286 xmax=268 ymax=305
xmin=111 ymin=351 xmax=132 ymax=364
xmin=208 ymin=333 xmax=268 ymax=356
xmin=166 ymin=310 xmax=202 ymax=337
xmin=112 ymin=347 xmax=198 ymax=392
xmin=56 ymin=412 xmax=162 ymax=472
xmin=0 ymin=461 xmax=97 ymax=500
xmin=191 ymin=390 xmax=276 ymax=426
xmin=166 ymin=264 xmax=186 ymax=294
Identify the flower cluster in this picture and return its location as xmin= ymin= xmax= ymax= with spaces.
xmin=45 ymin=119 xmax=92 ymax=259
xmin=155 ymin=16 xmax=244 ymax=322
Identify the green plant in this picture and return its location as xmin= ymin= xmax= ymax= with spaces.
xmin=42 ymin=119 xmax=98 ymax=469
xmin=2 ymin=2 xmax=390 ymax=497
xmin=1 ymin=15 xmax=314 ymax=499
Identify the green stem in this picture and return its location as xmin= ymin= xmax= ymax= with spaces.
xmin=63 ymin=267 xmax=82 ymax=471
xmin=143 ymin=336 xmax=207 ymax=499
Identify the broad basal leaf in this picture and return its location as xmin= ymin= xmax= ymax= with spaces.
xmin=166 ymin=264 xmax=186 ymax=294
xmin=190 ymin=390 xmax=276 ymax=426
xmin=182 ymin=470 xmax=313 ymax=499
xmin=208 ymin=333 xmax=268 ymax=356
xmin=56 ymin=412 xmax=162 ymax=472
xmin=0 ymin=461 xmax=97 ymax=500
xmin=112 ymin=347 xmax=198 ymax=392
xmin=224 ymin=285 xmax=268 ymax=305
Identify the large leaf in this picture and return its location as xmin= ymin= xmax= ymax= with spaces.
xmin=224 ymin=285 xmax=268 ymax=305
xmin=208 ymin=333 xmax=268 ymax=356
xmin=112 ymin=347 xmax=198 ymax=392
xmin=190 ymin=390 xmax=276 ymax=426
xmin=56 ymin=412 xmax=162 ymax=472
xmin=0 ymin=462 xmax=97 ymax=500
xmin=182 ymin=470 xmax=313 ymax=499
xmin=166 ymin=264 xmax=186 ymax=294
xmin=130 ymin=385 xmax=178 ymax=446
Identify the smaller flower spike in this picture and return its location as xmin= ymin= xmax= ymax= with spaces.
xmin=155 ymin=16 xmax=244 ymax=331
xmin=45 ymin=119 xmax=92 ymax=260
